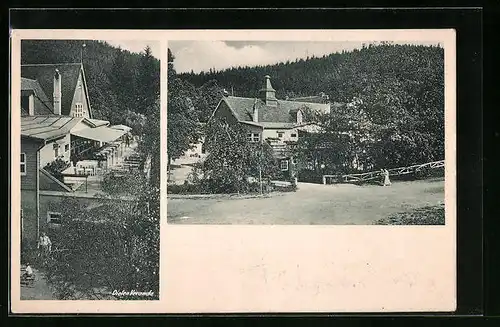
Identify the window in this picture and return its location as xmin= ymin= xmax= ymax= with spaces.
xmin=75 ymin=103 xmax=83 ymax=117
xmin=280 ymin=160 xmax=289 ymax=171
xmin=277 ymin=132 xmax=284 ymax=139
xmin=65 ymin=144 xmax=69 ymax=152
xmin=21 ymin=96 xmax=30 ymax=113
xmin=47 ymin=212 xmax=62 ymax=225
xmin=291 ymin=133 xmax=297 ymax=138
xmin=246 ymin=133 xmax=260 ymax=142
xmin=53 ymin=143 xmax=59 ymax=157
xmin=20 ymin=153 xmax=26 ymax=175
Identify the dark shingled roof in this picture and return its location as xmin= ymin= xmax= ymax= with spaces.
xmin=21 ymin=77 xmax=54 ymax=115
xmin=21 ymin=63 xmax=83 ymax=116
xmin=221 ymin=96 xmax=330 ymax=124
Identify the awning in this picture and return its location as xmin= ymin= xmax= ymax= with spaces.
xmin=71 ymin=126 xmax=126 ymax=143
xmin=110 ymin=124 xmax=132 ymax=132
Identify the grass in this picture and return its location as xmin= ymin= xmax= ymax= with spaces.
xmin=374 ymin=203 xmax=445 ymax=225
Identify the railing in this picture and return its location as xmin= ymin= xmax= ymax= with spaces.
xmin=322 ymin=160 xmax=445 ymax=184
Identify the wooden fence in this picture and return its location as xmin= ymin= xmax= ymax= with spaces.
xmin=322 ymin=160 xmax=445 ymax=184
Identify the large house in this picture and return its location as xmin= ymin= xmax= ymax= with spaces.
xmin=210 ymin=75 xmax=330 ymax=179
xmin=20 ymin=62 xmax=135 ymax=243
xmin=21 ymin=63 xmax=93 ymax=118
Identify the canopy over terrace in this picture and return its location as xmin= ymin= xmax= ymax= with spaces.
xmin=72 ymin=126 xmax=127 ymax=143
xmin=70 ymin=126 xmax=128 ymax=167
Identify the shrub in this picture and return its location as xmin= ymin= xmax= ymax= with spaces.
xmin=43 ymin=158 xmax=70 ymax=181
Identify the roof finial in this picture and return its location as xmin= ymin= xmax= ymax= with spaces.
xmin=80 ymin=43 xmax=86 ymax=64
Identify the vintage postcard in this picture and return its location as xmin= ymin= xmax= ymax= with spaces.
xmin=11 ymin=29 xmax=456 ymax=313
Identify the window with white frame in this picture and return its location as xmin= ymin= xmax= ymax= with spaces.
xmin=47 ymin=212 xmax=62 ymax=225
xmin=20 ymin=153 xmax=26 ymax=175
xmin=75 ymin=103 xmax=84 ymax=117
xmin=280 ymin=160 xmax=289 ymax=171
xmin=246 ymin=133 xmax=260 ymax=142
xmin=277 ymin=132 xmax=284 ymax=139
xmin=65 ymin=144 xmax=69 ymax=152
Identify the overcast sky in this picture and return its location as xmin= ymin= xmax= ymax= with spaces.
xmin=169 ymin=40 xmax=441 ymax=74
xmin=103 ymin=40 xmax=161 ymax=59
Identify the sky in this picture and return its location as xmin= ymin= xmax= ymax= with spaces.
xmin=103 ymin=40 xmax=161 ymax=59
xmin=168 ymin=40 xmax=441 ymax=74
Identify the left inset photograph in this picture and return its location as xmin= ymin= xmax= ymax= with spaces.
xmin=18 ymin=39 xmax=160 ymax=300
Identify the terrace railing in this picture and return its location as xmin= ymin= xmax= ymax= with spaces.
xmin=322 ymin=160 xmax=445 ymax=185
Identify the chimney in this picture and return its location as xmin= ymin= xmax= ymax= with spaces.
xmin=28 ymin=93 xmax=35 ymax=116
xmin=259 ymin=75 xmax=277 ymax=107
xmin=252 ymin=98 xmax=258 ymax=122
xmin=53 ymin=69 xmax=62 ymax=115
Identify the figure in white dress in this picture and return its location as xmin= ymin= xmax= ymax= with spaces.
xmin=382 ymin=169 xmax=391 ymax=186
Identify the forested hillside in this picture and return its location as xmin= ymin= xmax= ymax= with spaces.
xmin=180 ymin=43 xmax=443 ymax=104
xmin=174 ymin=43 xmax=444 ymax=170
xmin=21 ymin=40 xmax=160 ymax=133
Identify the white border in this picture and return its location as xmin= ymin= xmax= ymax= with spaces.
xmin=11 ymin=29 xmax=456 ymax=313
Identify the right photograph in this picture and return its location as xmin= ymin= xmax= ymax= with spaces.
xmin=166 ymin=40 xmax=445 ymax=225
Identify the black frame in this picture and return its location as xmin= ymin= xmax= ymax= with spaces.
xmin=7 ymin=8 xmax=482 ymax=319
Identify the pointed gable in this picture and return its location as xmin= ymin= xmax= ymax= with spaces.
xmin=21 ymin=63 xmax=87 ymax=116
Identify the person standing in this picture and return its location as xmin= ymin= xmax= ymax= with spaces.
xmin=383 ymin=169 xmax=392 ymax=186
xmin=38 ymin=232 xmax=52 ymax=258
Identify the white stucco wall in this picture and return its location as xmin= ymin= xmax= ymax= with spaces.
xmin=262 ymin=128 xmax=299 ymax=142
xmin=39 ymin=134 xmax=71 ymax=167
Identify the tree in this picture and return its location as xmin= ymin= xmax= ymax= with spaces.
xmin=108 ymin=48 xmax=137 ymax=118
xmin=136 ymin=46 xmax=160 ymax=116
xmin=201 ymin=118 xmax=279 ymax=193
xmin=167 ymin=48 xmax=201 ymax=166
xmin=196 ymin=79 xmax=225 ymax=122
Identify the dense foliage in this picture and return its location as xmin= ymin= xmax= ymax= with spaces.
xmin=198 ymin=118 xmax=280 ymax=194
xmin=179 ymin=43 xmax=444 ymax=171
xmin=45 ymin=196 xmax=158 ymax=300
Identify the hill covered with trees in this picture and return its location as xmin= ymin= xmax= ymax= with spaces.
xmin=175 ymin=43 xmax=444 ymax=172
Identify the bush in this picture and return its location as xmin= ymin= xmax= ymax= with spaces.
xmin=43 ymin=158 xmax=70 ymax=181
xmin=297 ymin=169 xmax=323 ymax=184
xmin=167 ymin=183 xmax=203 ymax=194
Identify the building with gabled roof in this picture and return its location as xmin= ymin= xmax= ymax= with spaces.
xmin=210 ymin=75 xmax=331 ymax=180
xmin=21 ymin=63 xmax=93 ymax=118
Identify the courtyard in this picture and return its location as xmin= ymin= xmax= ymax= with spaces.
xmin=167 ymin=178 xmax=445 ymax=225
